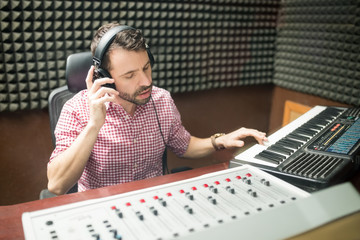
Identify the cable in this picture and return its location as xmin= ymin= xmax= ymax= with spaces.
xmin=151 ymin=96 xmax=169 ymax=174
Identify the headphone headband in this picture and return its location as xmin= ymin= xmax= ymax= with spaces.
xmin=93 ymin=25 xmax=135 ymax=67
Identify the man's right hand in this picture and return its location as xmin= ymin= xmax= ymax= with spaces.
xmin=85 ymin=66 xmax=119 ymax=128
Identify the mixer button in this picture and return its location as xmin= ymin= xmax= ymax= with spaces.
xmin=191 ymin=187 xmax=197 ymax=191
xmin=214 ymin=181 xmax=220 ymax=185
xmin=225 ymin=178 xmax=231 ymax=182
xmin=166 ymin=192 xmax=172 ymax=197
xmin=203 ymin=184 xmax=209 ymax=187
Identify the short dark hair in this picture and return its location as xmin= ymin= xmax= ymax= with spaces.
xmin=90 ymin=22 xmax=146 ymax=71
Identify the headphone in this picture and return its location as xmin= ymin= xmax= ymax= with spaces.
xmin=92 ymin=25 xmax=155 ymax=89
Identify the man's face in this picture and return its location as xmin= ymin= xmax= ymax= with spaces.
xmin=109 ymin=48 xmax=152 ymax=105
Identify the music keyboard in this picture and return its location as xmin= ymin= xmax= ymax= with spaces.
xmin=231 ymin=105 xmax=360 ymax=191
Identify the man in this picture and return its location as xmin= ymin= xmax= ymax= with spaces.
xmin=47 ymin=23 xmax=267 ymax=195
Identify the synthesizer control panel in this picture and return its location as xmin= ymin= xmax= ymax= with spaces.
xmin=22 ymin=165 xmax=309 ymax=240
xmin=307 ymin=108 xmax=360 ymax=157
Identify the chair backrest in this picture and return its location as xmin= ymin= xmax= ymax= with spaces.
xmin=48 ymin=51 xmax=92 ymax=146
xmin=46 ymin=52 xmax=93 ymax=196
xmin=66 ymin=51 xmax=93 ymax=93
xmin=48 ymin=86 xmax=76 ymax=146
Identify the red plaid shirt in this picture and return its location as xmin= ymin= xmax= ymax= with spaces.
xmin=49 ymin=86 xmax=191 ymax=192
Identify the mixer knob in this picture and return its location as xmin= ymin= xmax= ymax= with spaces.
xmin=135 ymin=211 xmax=144 ymax=221
xmin=184 ymin=205 xmax=193 ymax=214
xmin=207 ymin=196 xmax=217 ymax=205
xmin=247 ymin=189 xmax=257 ymax=197
xmin=186 ymin=192 xmax=194 ymax=200
xmin=260 ymin=178 xmax=270 ymax=186
xmin=149 ymin=206 xmax=158 ymax=216
xmin=110 ymin=229 xmax=122 ymax=240
xmin=91 ymin=233 xmax=100 ymax=240
xmin=115 ymin=209 xmax=123 ymax=218
xmin=226 ymin=186 xmax=235 ymax=194
xmin=209 ymin=186 xmax=218 ymax=193
xmin=158 ymin=198 xmax=167 ymax=207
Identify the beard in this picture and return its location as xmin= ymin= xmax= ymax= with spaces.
xmin=117 ymin=83 xmax=153 ymax=105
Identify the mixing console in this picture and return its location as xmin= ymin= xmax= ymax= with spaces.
xmin=22 ymin=165 xmax=309 ymax=240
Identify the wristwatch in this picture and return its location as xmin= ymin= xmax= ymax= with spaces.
xmin=211 ymin=133 xmax=226 ymax=151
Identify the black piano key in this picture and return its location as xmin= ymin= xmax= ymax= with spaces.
xmin=268 ymin=145 xmax=294 ymax=155
xmin=277 ymin=138 xmax=302 ymax=149
xmin=293 ymin=128 xmax=317 ymax=137
xmin=259 ymin=151 xmax=286 ymax=161
xmin=287 ymin=133 xmax=309 ymax=142
xmin=254 ymin=153 xmax=280 ymax=164
xmin=302 ymin=123 xmax=322 ymax=131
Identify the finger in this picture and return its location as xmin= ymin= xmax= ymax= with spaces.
xmin=90 ymin=87 xmax=119 ymax=101
xmin=91 ymin=78 xmax=116 ymax=94
xmin=254 ymin=132 xmax=268 ymax=145
xmin=92 ymin=93 xmax=117 ymax=106
xmin=85 ymin=66 xmax=95 ymax=90
xmin=232 ymin=140 xmax=245 ymax=148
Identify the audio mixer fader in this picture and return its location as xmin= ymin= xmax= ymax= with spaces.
xmin=22 ymin=165 xmax=310 ymax=240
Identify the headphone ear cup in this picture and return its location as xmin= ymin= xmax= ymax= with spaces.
xmin=97 ymin=68 xmax=112 ymax=78
xmin=147 ymin=49 xmax=155 ymax=67
xmin=95 ymin=68 xmax=116 ymax=89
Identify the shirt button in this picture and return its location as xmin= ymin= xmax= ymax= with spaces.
xmin=134 ymin=163 xmax=138 ymax=168
xmin=134 ymin=139 xmax=137 ymax=143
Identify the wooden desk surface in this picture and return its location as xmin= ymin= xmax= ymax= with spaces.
xmin=0 ymin=163 xmax=228 ymax=240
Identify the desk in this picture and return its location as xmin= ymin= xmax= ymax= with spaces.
xmin=0 ymin=163 xmax=228 ymax=240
